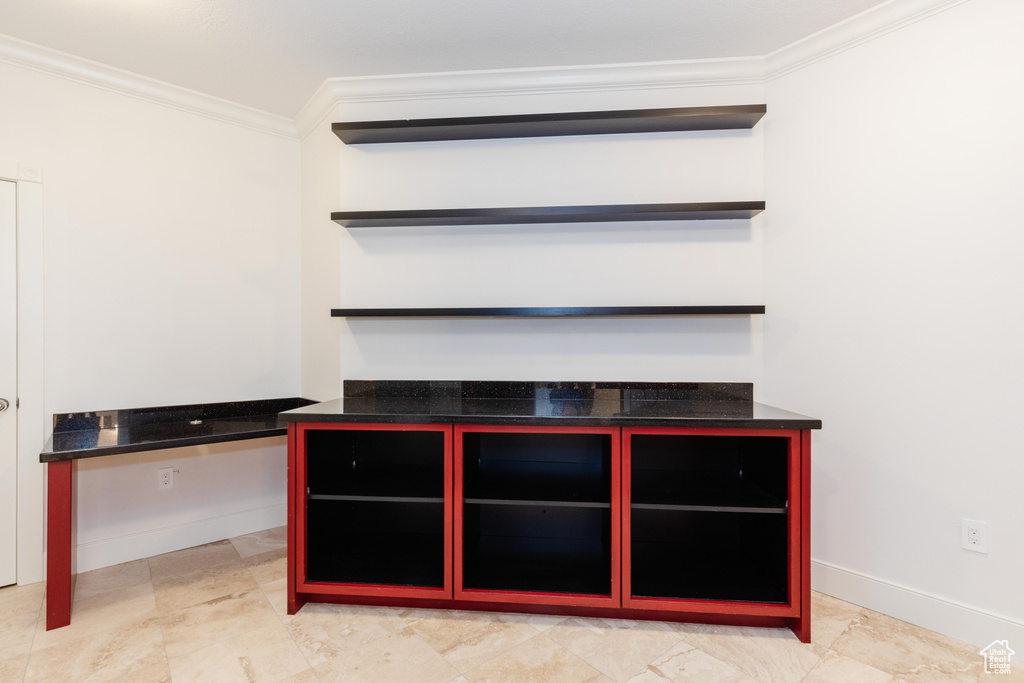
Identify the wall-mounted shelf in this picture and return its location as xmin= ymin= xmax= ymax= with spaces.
xmin=333 ymin=104 xmax=766 ymax=144
xmin=332 ymin=201 xmax=764 ymax=228
xmin=331 ymin=306 xmax=765 ymax=319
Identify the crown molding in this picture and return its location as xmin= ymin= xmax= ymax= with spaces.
xmin=765 ymin=0 xmax=969 ymax=79
xmin=297 ymin=0 xmax=969 ymax=140
xmin=294 ymin=77 xmax=347 ymax=142
xmin=0 ymin=0 xmax=969 ymax=142
xmin=295 ymin=57 xmax=764 ymax=139
xmin=0 ymin=33 xmax=297 ymax=140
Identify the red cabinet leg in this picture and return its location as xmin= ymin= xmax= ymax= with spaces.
xmin=46 ymin=461 xmax=75 ymax=630
xmin=789 ymin=430 xmax=812 ymax=644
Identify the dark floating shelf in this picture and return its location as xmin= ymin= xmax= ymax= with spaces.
xmin=332 ymin=201 xmax=764 ymax=228
xmin=333 ymin=104 xmax=767 ymax=144
xmin=331 ymin=306 xmax=765 ymax=319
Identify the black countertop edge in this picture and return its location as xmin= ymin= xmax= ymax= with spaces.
xmin=41 ymin=426 xmax=290 ymax=463
xmin=344 ymin=380 xmax=753 ymax=402
xmin=283 ymin=382 xmax=820 ymax=430
xmin=41 ymin=397 xmax=314 ymax=462
xmin=52 ymin=397 xmax=313 ymax=433
xmin=279 ymin=411 xmax=821 ymax=431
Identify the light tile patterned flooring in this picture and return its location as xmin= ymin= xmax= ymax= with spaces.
xmin=0 ymin=527 xmax=1019 ymax=682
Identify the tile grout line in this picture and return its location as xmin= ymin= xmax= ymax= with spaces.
xmin=20 ymin=590 xmax=44 ymax=683
xmin=452 ymin=631 xmax=551 ymax=683
xmin=422 ymin=614 xmax=554 ymax=679
xmin=146 ymin=556 xmax=177 ymax=683
xmin=156 ymin=541 xmax=258 ymax=677
xmin=795 ymin=605 xmax=866 ymax=683
xmin=540 ymin=631 xmax=620 ymax=683
xmin=250 ymin=557 xmax=321 ymax=681
xmin=674 ymin=635 xmax=757 ymax=683
xmin=626 ymin=632 xmax=690 ymax=682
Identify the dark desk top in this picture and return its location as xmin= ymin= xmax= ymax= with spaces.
xmin=281 ymin=381 xmax=821 ymax=431
xmin=41 ymin=397 xmax=314 ymax=462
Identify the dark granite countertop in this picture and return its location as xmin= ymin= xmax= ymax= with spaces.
xmin=41 ymin=397 xmax=315 ymax=462
xmin=281 ymin=381 xmax=821 ymax=431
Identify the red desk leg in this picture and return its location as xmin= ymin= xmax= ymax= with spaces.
xmin=790 ymin=430 xmax=812 ymax=643
xmin=46 ymin=461 xmax=75 ymax=630
xmin=286 ymin=423 xmax=305 ymax=615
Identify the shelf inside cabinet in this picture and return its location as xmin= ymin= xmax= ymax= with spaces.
xmin=463 ymin=431 xmax=611 ymax=505
xmin=333 ymin=104 xmax=767 ymax=144
xmin=629 ymin=433 xmax=788 ymax=512
xmin=464 ymin=498 xmax=609 ymax=509
xmin=332 ymin=305 xmax=765 ymax=319
xmin=631 ymin=471 xmax=786 ymax=513
xmin=306 ymin=499 xmax=445 ymax=587
xmin=463 ymin=535 xmax=610 ymax=595
xmin=630 ymin=509 xmax=788 ymax=603
xmin=464 ymin=459 xmax=610 ymax=506
xmin=305 ymin=430 xmax=445 ymax=500
xmin=463 ymin=503 xmax=612 ymax=595
xmin=331 ymin=201 xmax=764 ymax=228
xmin=309 ymin=493 xmax=444 ymax=504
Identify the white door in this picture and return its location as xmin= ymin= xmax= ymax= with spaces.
xmin=0 ymin=180 xmax=16 ymax=587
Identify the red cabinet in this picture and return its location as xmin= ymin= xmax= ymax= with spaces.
xmin=455 ymin=425 xmax=620 ymax=608
xmin=622 ymin=427 xmax=808 ymax=641
xmin=290 ymin=422 xmax=453 ymax=602
xmin=288 ymin=422 xmax=811 ymax=642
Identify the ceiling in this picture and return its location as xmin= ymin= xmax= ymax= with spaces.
xmin=0 ymin=0 xmax=886 ymax=118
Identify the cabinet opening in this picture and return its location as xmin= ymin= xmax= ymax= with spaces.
xmin=630 ymin=509 xmax=788 ymax=603
xmin=306 ymin=429 xmax=444 ymax=499
xmin=463 ymin=432 xmax=611 ymax=504
xmin=462 ymin=503 xmax=612 ymax=595
xmin=630 ymin=434 xmax=788 ymax=510
xmin=306 ymin=499 xmax=445 ymax=587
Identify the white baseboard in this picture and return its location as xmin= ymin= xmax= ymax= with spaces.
xmin=812 ymin=559 xmax=1024 ymax=648
xmin=73 ymin=503 xmax=287 ymax=574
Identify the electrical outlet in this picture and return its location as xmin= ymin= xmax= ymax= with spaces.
xmin=962 ymin=519 xmax=988 ymax=553
xmin=158 ymin=467 xmax=174 ymax=490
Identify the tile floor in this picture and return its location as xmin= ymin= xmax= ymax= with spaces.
xmin=0 ymin=527 xmax=1019 ymax=682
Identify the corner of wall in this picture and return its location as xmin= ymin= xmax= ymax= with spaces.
xmin=300 ymin=108 xmax=342 ymax=401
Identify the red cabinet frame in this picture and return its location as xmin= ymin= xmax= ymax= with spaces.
xmin=288 ymin=422 xmax=812 ymax=643
xmin=622 ymin=427 xmax=810 ymax=640
xmin=289 ymin=421 xmax=453 ymax=612
xmin=453 ymin=424 xmax=621 ymax=608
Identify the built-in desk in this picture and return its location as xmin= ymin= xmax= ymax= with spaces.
xmin=281 ymin=381 xmax=821 ymax=642
xmin=39 ymin=397 xmax=313 ymax=630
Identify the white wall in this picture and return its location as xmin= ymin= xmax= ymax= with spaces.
xmin=6 ymin=0 xmax=1017 ymax=650
xmin=764 ymin=0 xmax=1024 ymax=646
xmin=326 ymin=85 xmax=767 ymax=388
xmin=301 ymin=110 xmax=342 ymax=401
xmin=0 ymin=59 xmax=302 ymax=573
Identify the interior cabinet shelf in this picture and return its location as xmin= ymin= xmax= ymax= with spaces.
xmin=630 ymin=527 xmax=789 ymax=603
xmin=332 ymin=305 xmax=765 ymax=319
xmin=630 ymin=470 xmax=786 ymax=513
xmin=464 ymin=457 xmax=609 ymax=504
xmin=332 ymin=201 xmax=764 ymax=228
xmin=305 ymin=430 xmax=445 ymax=499
xmin=309 ymin=494 xmax=445 ymax=504
xmin=333 ymin=104 xmax=766 ymax=144
xmin=464 ymin=498 xmax=610 ymax=508
xmin=462 ymin=535 xmax=610 ymax=595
